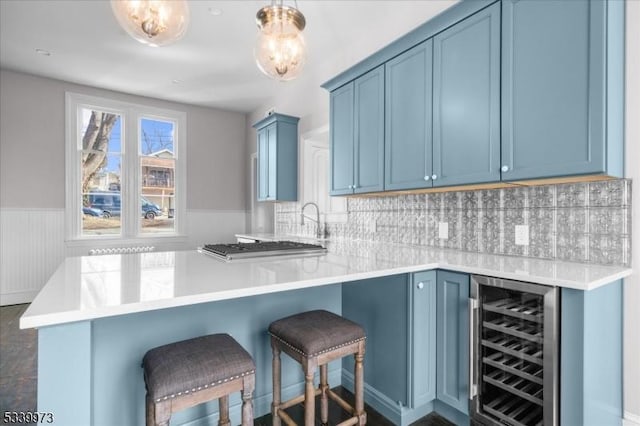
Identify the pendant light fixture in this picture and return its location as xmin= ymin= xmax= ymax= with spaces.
xmin=110 ymin=0 xmax=190 ymax=47
xmin=254 ymin=0 xmax=306 ymax=81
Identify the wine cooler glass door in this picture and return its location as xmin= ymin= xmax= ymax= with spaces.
xmin=470 ymin=276 xmax=558 ymax=426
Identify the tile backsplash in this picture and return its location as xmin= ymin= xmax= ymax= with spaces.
xmin=275 ymin=179 xmax=632 ymax=267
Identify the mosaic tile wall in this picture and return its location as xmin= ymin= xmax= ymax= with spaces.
xmin=275 ymin=179 xmax=632 ymax=266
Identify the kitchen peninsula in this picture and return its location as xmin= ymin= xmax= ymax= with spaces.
xmin=21 ymin=239 xmax=630 ymax=426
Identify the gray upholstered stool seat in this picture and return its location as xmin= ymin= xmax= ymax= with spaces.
xmin=142 ymin=333 xmax=255 ymax=426
xmin=269 ymin=310 xmax=366 ymax=426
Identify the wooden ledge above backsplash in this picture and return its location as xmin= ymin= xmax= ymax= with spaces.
xmin=343 ymin=175 xmax=618 ymax=198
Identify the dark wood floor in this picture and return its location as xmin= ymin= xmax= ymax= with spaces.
xmin=0 ymin=304 xmax=452 ymax=425
xmin=0 ymin=304 xmax=37 ymax=418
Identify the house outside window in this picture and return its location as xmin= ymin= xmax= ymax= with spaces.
xmin=65 ymin=93 xmax=186 ymax=242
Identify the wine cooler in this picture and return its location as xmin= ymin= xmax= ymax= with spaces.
xmin=470 ymin=275 xmax=559 ymax=426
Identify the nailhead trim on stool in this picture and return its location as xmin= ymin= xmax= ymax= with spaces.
xmin=142 ymin=333 xmax=256 ymax=426
xmin=269 ymin=310 xmax=367 ymax=426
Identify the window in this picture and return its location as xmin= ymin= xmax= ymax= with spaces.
xmin=66 ymin=93 xmax=186 ymax=242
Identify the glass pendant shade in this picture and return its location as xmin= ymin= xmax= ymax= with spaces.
xmin=110 ymin=0 xmax=189 ymax=47
xmin=254 ymin=4 xmax=306 ymax=81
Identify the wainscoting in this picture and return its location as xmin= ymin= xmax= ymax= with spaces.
xmin=0 ymin=208 xmax=248 ymax=305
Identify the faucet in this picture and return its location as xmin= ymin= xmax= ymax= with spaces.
xmin=300 ymin=202 xmax=323 ymax=239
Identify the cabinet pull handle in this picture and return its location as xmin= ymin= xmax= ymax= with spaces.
xmin=417 ymin=282 xmax=424 ymax=289
xmin=423 ymin=176 xmax=430 ymax=181
xmin=469 ymin=297 xmax=479 ymax=400
xmin=501 ymin=165 xmax=510 ymax=173
xmin=431 ymin=174 xmax=438 ymax=180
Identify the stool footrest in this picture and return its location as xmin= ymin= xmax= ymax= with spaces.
xmin=327 ymin=388 xmax=355 ymax=414
xmin=336 ymin=417 xmax=359 ymax=426
xmin=278 ymin=409 xmax=298 ymax=426
xmin=278 ymin=388 xmax=321 ymax=411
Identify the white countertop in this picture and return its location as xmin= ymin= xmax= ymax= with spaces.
xmin=20 ymin=236 xmax=632 ymax=329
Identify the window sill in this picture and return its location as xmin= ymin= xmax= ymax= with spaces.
xmin=65 ymin=234 xmax=189 ymax=249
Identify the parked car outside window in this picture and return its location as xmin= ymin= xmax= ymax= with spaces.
xmin=82 ymin=206 xmax=104 ymax=217
xmin=86 ymin=192 xmax=162 ymax=219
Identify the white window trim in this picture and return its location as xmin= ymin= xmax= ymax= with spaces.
xmin=65 ymin=92 xmax=187 ymax=243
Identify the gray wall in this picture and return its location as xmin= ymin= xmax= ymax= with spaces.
xmin=0 ymin=69 xmax=250 ymax=304
xmin=0 ymin=69 xmax=247 ymax=210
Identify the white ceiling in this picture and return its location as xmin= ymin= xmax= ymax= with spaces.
xmin=0 ymin=0 xmax=457 ymax=113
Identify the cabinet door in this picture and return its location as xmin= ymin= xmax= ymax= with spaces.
xmin=385 ymin=39 xmax=433 ymax=191
xmin=436 ymin=270 xmax=469 ymax=414
xmin=501 ymin=0 xmax=606 ymax=180
xmin=257 ymin=127 xmax=269 ymax=201
xmin=330 ymin=83 xmax=355 ymax=195
xmin=266 ymin=123 xmax=277 ymax=200
xmin=354 ymin=65 xmax=385 ymax=194
xmin=432 ymin=3 xmax=500 ymax=187
xmin=410 ymin=271 xmax=436 ymax=408
xmin=342 ymin=274 xmax=409 ymax=406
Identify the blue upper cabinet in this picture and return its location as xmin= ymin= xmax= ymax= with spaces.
xmin=330 ymin=83 xmax=355 ymax=195
xmin=324 ymin=0 xmax=623 ymax=193
xmin=354 ymin=66 xmax=385 ymax=194
xmin=330 ymin=66 xmax=384 ymax=195
xmin=385 ymin=39 xmax=433 ymax=191
xmin=432 ymin=3 xmax=501 ymax=187
xmin=253 ymin=113 xmax=299 ymax=201
xmin=436 ymin=270 xmax=469 ymax=415
xmin=501 ymin=0 xmax=623 ymax=181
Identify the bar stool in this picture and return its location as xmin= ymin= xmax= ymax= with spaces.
xmin=142 ymin=333 xmax=256 ymax=426
xmin=269 ymin=310 xmax=366 ymax=426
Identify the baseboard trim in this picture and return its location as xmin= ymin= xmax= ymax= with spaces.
xmin=624 ymin=411 xmax=640 ymax=426
xmin=0 ymin=290 xmax=39 ymax=306
xmin=181 ymin=369 xmax=342 ymax=426
xmin=342 ymin=369 xmax=403 ymax=425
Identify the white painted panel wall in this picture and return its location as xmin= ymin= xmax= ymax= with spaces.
xmin=0 ymin=209 xmax=247 ymax=305
xmin=0 ymin=209 xmax=65 ymax=305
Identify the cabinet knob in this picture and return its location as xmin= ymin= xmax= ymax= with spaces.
xmin=431 ymin=174 xmax=438 ymax=180
xmin=423 ymin=175 xmax=430 ymax=181
xmin=417 ymin=282 xmax=424 ymax=290
xmin=348 ymin=185 xmax=353 ymax=189
xmin=501 ymin=165 xmax=510 ymax=173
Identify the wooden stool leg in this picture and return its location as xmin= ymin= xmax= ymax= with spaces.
xmin=145 ymin=394 xmax=155 ymax=426
xmin=354 ymin=342 xmax=366 ymax=425
xmin=303 ymin=359 xmax=317 ymax=426
xmin=320 ymin=364 xmax=329 ymax=425
xmin=151 ymin=399 xmax=171 ymax=426
xmin=218 ymin=395 xmax=231 ymax=426
xmin=242 ymin=374 xmax=255 ymax=426
xmin=271 ymin=341 xmax=282 ymax=426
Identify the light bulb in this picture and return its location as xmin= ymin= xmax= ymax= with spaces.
xmin=111 ymin=0 xmax=189 ymax=47
xmin=254 ymin=5 xmax=306 ymax=81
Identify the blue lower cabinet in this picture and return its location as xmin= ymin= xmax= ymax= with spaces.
xmin=342 ymin=274 xmax=410 ymax=407
xmin=436 ymin=270 xmax=470 ymax=415
xmin=561 ymin=281 xmax=623 ymax=426
xmin=342 ymin=271 xmax=437 ymax=425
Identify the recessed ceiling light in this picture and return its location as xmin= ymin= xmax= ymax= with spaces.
xmin=208 ymin=7 xmax=223 ymax=16
xmin=35 ymin=48 xmax=51 ymax=56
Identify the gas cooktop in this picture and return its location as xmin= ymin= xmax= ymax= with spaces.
xmin=199 ymin=241 xmax=327 ymax=261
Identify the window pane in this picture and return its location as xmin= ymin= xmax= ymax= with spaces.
xmin=80 ymin=109 xmax=122 ymax=236
xmin=140 ymin=118 xmax=175 ymax=233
